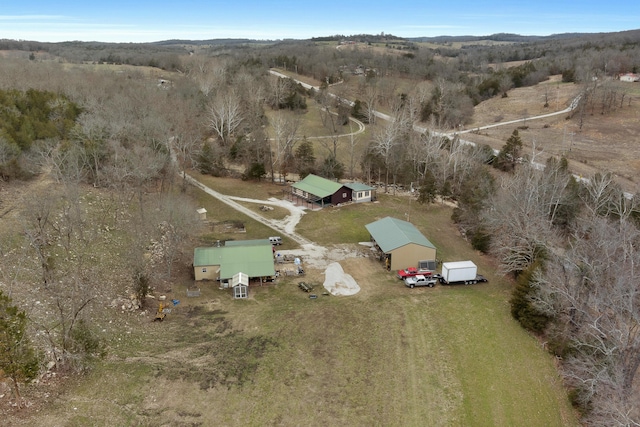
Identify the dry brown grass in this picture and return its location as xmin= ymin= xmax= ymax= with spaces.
xmin=415 ymin=40 xmax=518 ymax=50
xmin=276 ymin=67 xmax=640 ymax=192
xmin=462 ymin=76 xmax=640 ymax=192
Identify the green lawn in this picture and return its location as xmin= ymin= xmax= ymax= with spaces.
xmin=9 ymin=177 xmax=578 ymax=427
xmin=17 ymin=274 xmax=574 ymax=426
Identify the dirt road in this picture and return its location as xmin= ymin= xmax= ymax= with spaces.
xmin=185 ymin=173 xmax=364 ymax=295
xmin=186 ymin=173 xmax=311 ymax=246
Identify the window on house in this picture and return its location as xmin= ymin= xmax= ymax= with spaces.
xmin=202 ymin=267 xmax=207 ymax=273
xmin=357 ymin=192 xmax=362 ymax=198
xmin=364 ymin=191 xmax=369 ymax=197
xmin=343 ymin=192 xmax=347 ymax=198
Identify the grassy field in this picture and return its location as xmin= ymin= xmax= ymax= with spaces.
xmin=448 ymin=75 xmax=640 ymax=192
xmin=8 ymin=177 xmax=578 ymax=427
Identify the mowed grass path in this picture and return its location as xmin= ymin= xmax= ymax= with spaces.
xmin=28 ymin=272 xmax=575 ymax=426
xmin=11 ymin=178 xmax=577 ymax=426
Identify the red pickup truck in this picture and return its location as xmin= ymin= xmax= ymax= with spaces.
xmin=397 ymin=267 xmax=433 ymax=280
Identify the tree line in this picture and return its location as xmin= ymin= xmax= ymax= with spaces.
xmin=0 ymin=56 xmax=204 ymax=404
xmin=0 ymin=31 xmax=639 ymax=422
xmin=437 ymin=130 xmax=640 ymax=425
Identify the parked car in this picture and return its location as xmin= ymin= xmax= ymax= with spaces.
xmin=397 ymin=267 xmax=433 ymax=280
xmin=269 ymin=236 xmax=282 ymax=245
xmin=397 ymin=267 xmax=419 ymax=280
xmin=404 ymin=274 xmax=437 ymax=288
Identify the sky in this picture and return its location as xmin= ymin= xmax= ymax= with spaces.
xmin=1 ymin=1 xmax=639 ymax=43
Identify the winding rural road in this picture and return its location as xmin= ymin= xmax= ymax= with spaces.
xmin=184 ymin=71 xmax=623 ymax=238
xmin=270 ymin=68 xmax=579 ymax=136
xmin=268 ymin=70 xmax=632 ymax=197
xmin=268 ymin=69 xmax=366 ymax=139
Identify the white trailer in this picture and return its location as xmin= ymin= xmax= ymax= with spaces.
xmin=439 ymin=261 xmax=486 ymax=285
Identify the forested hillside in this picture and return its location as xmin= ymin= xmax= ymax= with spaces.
xmin=1 ymin=30 xmax=640 ymax=425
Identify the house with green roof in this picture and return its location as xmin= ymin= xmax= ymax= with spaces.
xmin=365 ymin=217 xmax=437 ymax=271
xmin=193 ymin=239 xmax=275 ymax=283
xmin=344 ymin=181 xmax=375 ymax=203
xmin=289 ymin=174 xmax=374 ymax=207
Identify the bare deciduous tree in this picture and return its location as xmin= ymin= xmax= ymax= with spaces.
xmin=371 ymin=99 xmax=413 ymax=193
xmin=269 ymin=76 xmax=289 ymax=110
xmin=530 ymin=214 xmax=640 ymax=426
xmin=346 ymin=122 xmax=360 ymax=179
xmin=372 ymin=122 xmax=400 ymax=193
xmin=148 ymin=194 xmax=202 ymax=278
xmin=206 ymin=90 xmax=244 ymax=145
xmin=172 ymin=132 xmax=199 ymax=190
xmin=22 ymin=184 xmax=106 ymax=371
xmin=580 ymin=172 xmax=635 ymax=219
xmin=484 ymin=164 xmax=563 ymax=274
xmin=361 ymin=81 xmax=378 ymax=125
xmin=70 ymin=112 xmax=110 ymax=185
xmin=270 ymin=111 xmax=300 ymax=182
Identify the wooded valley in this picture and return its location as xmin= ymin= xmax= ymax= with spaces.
xmin=1 ymin=30 xmax=640 ymax=426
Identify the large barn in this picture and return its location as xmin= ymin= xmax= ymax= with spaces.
xmin=193 ymin=239 xmax=276 ymax=283
xmin=365 ymin=217 xmax=437 ymax=271
xmin=289 ymin=174 xmax=374 ymax=207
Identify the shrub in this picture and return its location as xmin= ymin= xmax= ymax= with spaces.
xmin=567 ymin=386 xmax=592 ymax=415
xmin=245 ymin=163 xmax=266 ymax=181
xmin=70 ymin=319 xmax=107 ymax=370
xmin=470 ymin=227 xmax=491 ymax=253
xmin=0 ymin=290 xmax=41 ymax=399
xmin=509 ymin=261 xmax=550 ymax=333
xmin=133 ymin=269 xmax=150 ymax=308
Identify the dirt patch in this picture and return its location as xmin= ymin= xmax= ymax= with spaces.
xmin=335 ymin=256 xmax=390 ymax=299
xmin=276 ymin=243 xmax=378 ymax=296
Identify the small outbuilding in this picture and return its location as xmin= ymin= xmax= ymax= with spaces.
xmin=196 ymin=208 xmax=207 ymax=221
xmin=365 ymin=217 xmax=437 ymax=271
xmin=231 ymin=272 xmax=249 ymax=299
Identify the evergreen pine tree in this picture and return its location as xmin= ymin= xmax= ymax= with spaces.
xmin=294 ymin=138 xmax=315 ymax=178
xmin=0 ymin=291 xmax=41 ymax=401
xmin=197 ymin=141 xmax=215 ymax=175
xmin=494 ymin=129 xmax=523 ymax=172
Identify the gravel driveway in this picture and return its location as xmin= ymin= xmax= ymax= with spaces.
xmin=186 ymin=173 xmax=362 ymax=295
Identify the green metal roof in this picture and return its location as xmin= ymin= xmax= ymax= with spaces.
xmin=225 ymin=239 xmax=271 ymax=247
xmin=344 ymin=182 xmax=374 ymax=191
xmin=194 ymin=246 xmax=224 ymax=267
xmin=194 ymin=243 xmax=275 ymax=280
xmin=219 ymin=245 xmax=275 ymax=279
xmin=365 ymin=217 xmax=436 ymax=253
xmin=291 ymin=174 xmax=342 ymax=198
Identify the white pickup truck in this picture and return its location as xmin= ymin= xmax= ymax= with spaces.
xmin=404 ymin=274 xmax=437 ymax=288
